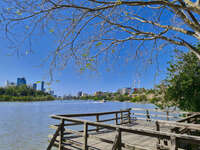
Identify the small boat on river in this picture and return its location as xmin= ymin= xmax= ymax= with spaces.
xmin=100 ymin=99 xmax=106 ymax=103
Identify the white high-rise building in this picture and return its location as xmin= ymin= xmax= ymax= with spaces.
xmin=5 ymin=80 xmax=16 ymax=87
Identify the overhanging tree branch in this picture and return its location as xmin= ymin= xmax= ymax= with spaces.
xmin=0 ymin=0 xmax=200 ymax=72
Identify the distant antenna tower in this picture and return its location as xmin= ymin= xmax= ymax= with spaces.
xmin=138 ymin=80 xmax=140 ymax=89
xmin=133 ymin=80 xmax=136 ymax=89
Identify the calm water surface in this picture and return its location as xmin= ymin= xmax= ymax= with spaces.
xmin=0 ymin=100 xmax=156 ymax=150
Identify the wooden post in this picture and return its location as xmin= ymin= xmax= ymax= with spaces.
xmin=117 ymin=128 xmax=122 ymax=150
xmin=115 ymin=113 xmax=118 ymax=125
xmin=156 ymin=121 xmax=160 ymax=150
xmin=128 ymin=109 xmax=131 ymax=124
xmin=112 ymin=128 xmax=121 ymax=150
xmin=59 ymin=119 xmax=64 ymax=150
xmin=120 ymin=111 xmax=123 ymax=124
xmin=166 ymin=111 xmax=169 ymax=121
xmin=96 ymin=114 xmax=99 ymax=132
xmin=83 ymin=122 xmax=88 ymax=150
xmin=170 ymin=135 xmax=177 ymax=150
xmin=47 ymin=126 xmax=61 ymax=150
xmin=146 ymin=109 xmax=150 ymax=122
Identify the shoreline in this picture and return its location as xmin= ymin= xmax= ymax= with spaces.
xmin=0 ymin=95 xmax=55 ymax=102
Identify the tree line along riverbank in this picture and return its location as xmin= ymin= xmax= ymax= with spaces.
xmin=0 ymin=85 xmax=55 ymax=101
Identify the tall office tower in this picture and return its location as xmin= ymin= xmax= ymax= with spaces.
xmin=17 ymin=77 xmax=26 ymax=86
xmin=41 ymin=81 xmax=45 ymax=92
xmin=33 ymin=83 xmax=37 ymax=90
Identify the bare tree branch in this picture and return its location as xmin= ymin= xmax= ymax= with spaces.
xmin=0 ymin=0 xmax=200 ymax=74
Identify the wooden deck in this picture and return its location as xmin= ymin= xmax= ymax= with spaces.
xmin=47 ymin=108 xmax=200 ymax=150
xmin=55 ymin=120 xmax=170 ymax=150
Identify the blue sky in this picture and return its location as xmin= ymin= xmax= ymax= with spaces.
xmin=0 ymin=36 xmax=172 ymax=96
xmin=0 ymin=1 xmax=190 ymax=96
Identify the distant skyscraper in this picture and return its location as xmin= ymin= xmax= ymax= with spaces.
xmin=41 ymin=81 xmax=45 ymax=92
xmin=17 ymin=77 xmax=26 ymax=86
xmin=6 ymin=80 xmax=16 ymax=86
xmin=77 ymin=91 xmax=83 ymax=97
xmin=33 ymin=83 xmax=37 ymax=90
xmin=118 ymin=88 xmax=132 ymax=95
xmin=49 ymin=90 xmax=54 ymax=95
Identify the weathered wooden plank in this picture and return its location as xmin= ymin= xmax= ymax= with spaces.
xmin=176 ymin=113 xmax=199 ymax=123
xmin=49 ymin=122 xmax=82 ymax=129
xmin=65 ymin=128 xmax=83 ymax=136
xmin=59 ymin=119 xmax=64 ymax=150
xmin=157 ymin=120 xmax=200 ymax=131
xmin=56 ymin=139 xmax=100 ymax=150
xmin=170 ymin=135 xmax=176 ymax=150
xmin=98 ymin=117 xmax=128 ymax=123
xmin=112 ymin=128 xmax=121 ymax=150
xmin=50 ymin=114 xmax=200 ymax=145
xmin=155 ymin=121 xmax=160 ymax=150
xmin=48 ymin=109 xmax=200 ymax=150
xmin=47 ymin=125 xmax=61 ymax=150
xmin=55 ymin=109 xmax=131 ymax=118
xmin=83 ymin=122 xmax=88 ymax=150
xmin=115 ymin=113 xmax=118 ymax=125
xmin=128 ymin=110 xmax=131 ymax=124
xmin=134 ymin=113 xmax=177 ymax=119
xmin=96 ymin=114 xmax=99 ymax=132
xmin=131 ymin=108 xmax=191 ymax=114
xmin=120 ymin=112 xmax=123 ymax=124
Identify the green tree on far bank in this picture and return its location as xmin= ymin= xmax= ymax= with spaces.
xmin=0 ymin=85 xmax=55 ymax=101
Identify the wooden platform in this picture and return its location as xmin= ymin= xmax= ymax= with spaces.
xmin=61 ymin=120 xmax=162 ymax=150
xmin=47 ymin=108 xmax=200 ymax=150
xmin=50 ymin=120 xmax=175 ymax=150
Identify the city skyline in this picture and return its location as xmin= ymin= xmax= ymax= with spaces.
xmin=4 ymin=77 xmax=48 ymax=92
xmin=0 ymin=69 xmax=165 ymax=96
xmin=0 ymin=63 xmax=168 ymax=96
xmin=0 ymin=35 xmax=171 ymax=96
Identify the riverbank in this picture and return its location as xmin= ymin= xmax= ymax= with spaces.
xmin=0 ymin=85 xmax=55 ymax=102
xmin=75 ymin=96 xmax=159 ymax=106
xmin=0 ymin=95 xmax=55 ymax=102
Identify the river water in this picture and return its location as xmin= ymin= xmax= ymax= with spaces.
xmin=0 ymin=100 xmax=156 ymax=150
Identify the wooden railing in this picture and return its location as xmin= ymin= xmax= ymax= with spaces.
xmin=155 ymin=113 xmax=200 ymax=149
xmin=47 ymin=109 xmax=200 ymax=150
xmin=131 ymin=107 xmax=189 ymax=121
xmin=57 ymin=108 xmax=132 ymax=126
xmin=47 ymin=109 xmax=132 ymax=150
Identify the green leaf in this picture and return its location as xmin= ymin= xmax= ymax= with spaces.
xmin=124 ymin=11 xmax=128 ymax=16
xmin=116 ymin=0 xmax=122 ymax=4
xmin=86 ymin=63 xmax=91 ymax=68
xmin=82 ymin=54 xmax=88 ymax=57
xmin=80 ymin=67 xmax=85 ymax=72
xmin=46 ymin=82 xmax=51 ymax=86
xmin=95 ymin=42 xmax=102 ymax=46
xmin=89 ymin=58 xmax=95 ymax=62
xmin=25 ymin=50 xmax=29 ymax=55
xmin=16 ymin=10 xmax=22 ymax=15
xmin=35 ymin=81 xmax=41 ymax=84
xmin=49 ymin=28 xmax=54 ymax=33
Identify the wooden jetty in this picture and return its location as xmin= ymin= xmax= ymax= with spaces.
xmin=47 ymin=108 xmax=200 ymax=150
